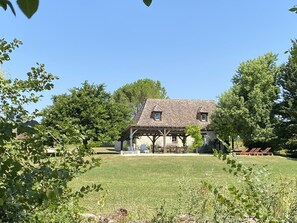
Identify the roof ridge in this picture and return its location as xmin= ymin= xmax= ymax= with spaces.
xmin=146 ymin=98 xmax=215 ymax=101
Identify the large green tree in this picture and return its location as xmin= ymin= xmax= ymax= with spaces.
xmin=276 ymin=40 xmax=297 ymax=151
xmin=212 ymin=53 xmax=280 ymax=148
xmin=0 ymin=39 xmax=100 ymax=222
xmin=113 ymin=78 xmax=167 ymax=118
xmin=42 ymin=81 xmax=129 ymax=150
xmin=211 ymin=89 xmax=248 ymax=142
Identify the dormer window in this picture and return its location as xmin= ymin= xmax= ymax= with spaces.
xmin=197 ymin=106 xmax=208 ymax=122
xmin=201 ymin=113 xmax=208 ymax=122
xmin=152 ymin=105 xmax=163 ymax=121
xmin=154 ymin=112 xmax=162 ymax=121
xmin=197 ymin=112 xmax=208 ymax=122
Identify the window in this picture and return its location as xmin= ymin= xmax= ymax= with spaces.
xmin=172 ymin=135 xmax=177 ymax=143
xmin=197 ymin=112 xmax=208 ymax=122
xmin=201 ymin=113 xmax=208 ymax=122
xmin=154 ymin=112 xmax=162 ymax=121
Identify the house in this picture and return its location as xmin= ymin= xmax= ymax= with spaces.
xmin=119 ymin=99 xmax=217 ymax=153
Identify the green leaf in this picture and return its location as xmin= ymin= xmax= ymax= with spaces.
xmin=17 ymin=0 xmax=39 ymax=18
xmin=0 ymin=0 xmax=16 ymax=16
xmin=289 ymin=7 xmax=297 ymax=13
xmin=6 ymin=1 xmax=15 ymax=15
xmin=0 ymin=0 xmax=7 ymax=10
xmin=143 ymin=0 xmax=152 ymax=7
xmin=0 ymin=198 xmax=4 ymax=206
xmin=46 ymin=190 xmax=56 ymax=200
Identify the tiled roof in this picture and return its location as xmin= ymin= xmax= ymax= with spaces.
xmin=132 ymin=99 xmax=216 ymax=129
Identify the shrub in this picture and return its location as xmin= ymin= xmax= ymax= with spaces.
xmin=0 ymin=38 xmax=101 ymax=222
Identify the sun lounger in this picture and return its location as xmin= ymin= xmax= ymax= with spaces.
xmin=249 ymin=148 xmax=261 ymax=156
xmin=233 ymin=148 xmax=249 ymax=155
xmin=258 ymin=147 xmax=273 ymax=156
xmin=239 ymin=147 xmax=257 ymax=155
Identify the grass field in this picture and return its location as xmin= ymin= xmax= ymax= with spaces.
xmin=69 ymin=148 xmax=297 ymax=217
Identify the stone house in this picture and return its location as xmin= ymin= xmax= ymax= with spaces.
xmin=119 ymin=98 xmax=216 ymax=153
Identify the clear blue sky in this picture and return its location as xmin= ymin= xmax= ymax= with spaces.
xmin=2 ymin=1 xmax=297 ymax=111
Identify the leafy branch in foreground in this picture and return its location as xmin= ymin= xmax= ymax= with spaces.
xmin=208 ymin=151 xmax=297 ymax=222
xmin=1 ymin=0 xmax=152 ymax=19
xmin=0 ymin=38 xmax=101 ymax=222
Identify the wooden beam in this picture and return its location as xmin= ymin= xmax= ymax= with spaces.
xmin=163 ymin=129 xmax=167 ymax=153
xmin=147 ymin=135 xmax=160 ymax=154
xmin=129 ymin=128 xmax=139 ymax=150
xmin=130 ymin=128 xmax=133 ymax=150
xmin=120 ymin=140 xmax=123 ymax=151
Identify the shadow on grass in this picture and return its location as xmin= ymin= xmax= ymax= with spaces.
xmin=92 ymin=147 xmax=119 ymax=155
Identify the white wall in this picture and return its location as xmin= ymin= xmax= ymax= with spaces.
xmin=134 ymin=131 xmax=216 ymax=150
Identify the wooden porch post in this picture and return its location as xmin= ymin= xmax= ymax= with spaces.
xmin=130 ymin=128 xmax=133 ymax=150
xmin=178 ymin=135 xmax=188 ymax=148
xmin=163 ymin=129 xmax=166 ymax=153
xmin=148 ymin=135 xmax=160 ymax=154
xmin=182 ymin=136 xmax=187 ymax=147
xmin=152 ymin=136 xmax=156 ymax=153
xmin=120 ymin=140 xmax=123 ymax=151
xmin=129 ymin=128 xmax=139 ymax=150
xmin=158 ymin=129 xmax=170 ymax=153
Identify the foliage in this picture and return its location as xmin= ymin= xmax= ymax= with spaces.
xmin=204 ymin=151 xmax=297 ymax=222
xmin=0 ymin=38 xmax=101 ymax=222
xmin=152 ymin=178 xmax=211 ymax=223
xmin=290 ymin=6 xmax=297 ymax=13
xmin=1 ymin=0 xmax=152 ymax=19
xmin=0 ymin=0 xmax=38 ymax=18
xmin=185 ymin=124 xmax=203 ymax=151
xmin=211 ymin=89 xmax=248 ymax=141
xmin=151 ymin=151 xmax=297 ymax=222
xmin=275 ymin=40 xmax=297 ymax=152
xmin=212 ymin=53 xmax=280 ymax=148
xmin=113 ymin=78 xmax=167 ymax=118
xmin=42 ymin=81 xmax=130 ymax=150
xmin=143 ymin=0 xmax=152 ymax=7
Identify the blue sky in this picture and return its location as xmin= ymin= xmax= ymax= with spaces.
xmin=1 ymin=1 xmax=297 ymax=111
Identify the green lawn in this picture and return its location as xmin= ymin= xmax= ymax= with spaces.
xmin=70 ymin=148 xmax=297 ymax=217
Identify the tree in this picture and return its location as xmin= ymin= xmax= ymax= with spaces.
xmin=1 ymin=0 xmax=152 ymax=19
xmin=0 ymin=38 xmax=100 ymax=222
xmin=276 ymin=40 xmax=297 ymax=151
xmin=42 ymin=81 xmax=129 ymax=150
xmin=211 ymin=89 xmax=248 ymax=143
xmin=212 ymin=53 xmax=280 ymax=148
xmin=113 ymin=78 xmax=167 ymax=118
xmin=185 ymin=124 xmax=204 ymax=152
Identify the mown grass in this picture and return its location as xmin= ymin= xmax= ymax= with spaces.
xmin=69 ymin=148 xmax=297 ymax=217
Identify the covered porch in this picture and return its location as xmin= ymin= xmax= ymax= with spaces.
xmin=120 ymin=125 xmax=189 ymax=153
